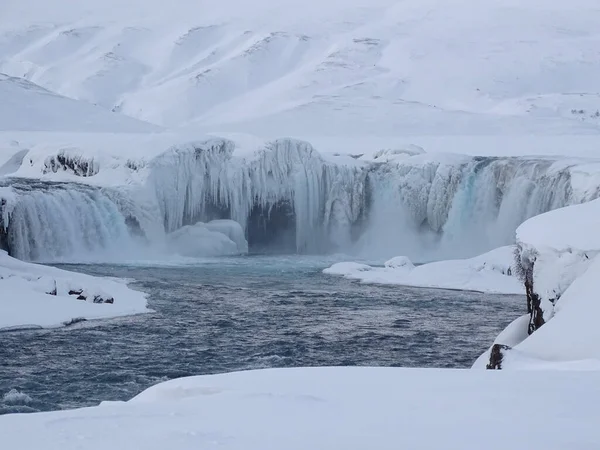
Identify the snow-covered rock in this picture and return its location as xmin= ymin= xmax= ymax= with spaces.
xmin=324 ymin=246 xmax=522 ymax=294
xmin=475 ymin=199 xmax=600 ymax=369
xmin=0 ymin=250 xmax=149 ymax=330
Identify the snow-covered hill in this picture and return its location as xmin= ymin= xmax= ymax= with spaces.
xmin=2 ymin=0 xmax=600 ymax=136
xmin=0 ymin=74 xmax=160 ymax=132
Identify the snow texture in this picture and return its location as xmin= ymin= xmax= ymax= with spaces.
xmin=0 ymin=367 xmax=599 ymax=450
xmin=324 ymin=246 xmax=523 ymax=294
xmin=0 ymin=250 xmax=149 ymax=330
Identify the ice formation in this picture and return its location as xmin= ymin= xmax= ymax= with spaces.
xmin=167 ymin=220 xmax=248 ymax=257
xmin=1 ymin=136 xmax=599 ymax=263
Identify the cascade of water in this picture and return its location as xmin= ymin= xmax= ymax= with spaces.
xmin=2 ymin=140 xmax=595 ymax=263
xmin=7 ymin=183 xmax=133 ymax=262
xmin=360 ymin=156 xmax=584 ymax=260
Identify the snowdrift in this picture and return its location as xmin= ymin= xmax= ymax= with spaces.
xmin=0 ymin=367 xmax=598 ymax=449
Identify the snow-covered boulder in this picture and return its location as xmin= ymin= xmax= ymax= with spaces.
xmin=475 ymin=199 xmax=600 ymax=369
xmin=384 ymin=256 xmax=415 ymax=269
xmin=323 ymin=246 xmax=522 ymax=294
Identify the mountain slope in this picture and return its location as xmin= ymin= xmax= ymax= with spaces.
xmin=0 ymin=74 xmax=160 ymax=132
xmin=2 ymin=0 xmax=600 ymax=136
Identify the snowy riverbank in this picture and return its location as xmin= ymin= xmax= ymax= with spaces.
xmin=324 ymin=246 xmax=523 ymax=294
xmin=0 ymin=251 xmax=149 ymax=330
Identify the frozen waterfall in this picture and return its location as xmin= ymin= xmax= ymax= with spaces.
xmin=148 ymin=139 xmax=366 ymax=253
xmin=0 ymin=138 xmax=596 ymax=263
xmin=4 ymin=180 xmax=133 ymax=262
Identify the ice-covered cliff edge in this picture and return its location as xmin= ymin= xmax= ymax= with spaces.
xmin=474 ymin=199 xmax=600 ymax=369
xmin=2 ymin=134 xmax=600 ymax=262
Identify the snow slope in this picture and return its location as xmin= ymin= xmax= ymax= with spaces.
xmin=2 ymin=0 xmax=600 ymax=137
xmin=324 ymin=246 xmax=523 ymax=294
xmin=0 ymin=74 xmax=160 ymax=132
xmin=0 ymin=250 xmax=149 ymax=329
xmin=0 ymin=367 xmax=599 ymax=450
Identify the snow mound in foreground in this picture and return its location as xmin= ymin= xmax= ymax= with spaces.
xmin=324 ymin=246 xmax=522 ymax=294
xmin=1 ymin=367 xmax=598 ymax=449
xmin=474 ymin=199 xmax=600 ymax=369
xmin=167 ymin=220 xmax=248 ymax=257
xmin=0 ymin=250 xmax=149 ymax=330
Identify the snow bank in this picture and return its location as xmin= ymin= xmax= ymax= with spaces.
xmin=475 ymin=199 xmax=600 ymax=369
xmin=1 ymin=366 xmax=599 ymax=449
xmin=324 ymin=246 xmax=523 ymax=294
xmin=167 ymin=220 xmax=248 ymax=257
xmin=0 ymin=251 xmax=149 ymax=330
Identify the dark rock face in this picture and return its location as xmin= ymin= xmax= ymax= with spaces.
xmin=514 ymin=246 xmax=545 ymax=335
xmin=486 ymin=344 xmax=512 ymax=370
xmin=0 ymin=197 xmax=8 ymax=253
xmin=524 ymin=265 xmax=545 ymax=335
xmin=43 ymin=152 xmax=98 ymax=177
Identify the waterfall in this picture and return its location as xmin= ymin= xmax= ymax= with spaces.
xmin=1 ymin=139 xmax=596 ymax=263
xmin=5 ymin=181 xmax=134 ymax=262
xmin=359 ymin=156 xmax=582 ymax=260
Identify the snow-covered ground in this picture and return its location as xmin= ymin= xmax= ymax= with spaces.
xmin=0 ymin=250 xmax=149 ymax=330
xmin=324 ymin=246 xmax=523 ymax=294
xmin=0 ymin=366 xmax=599 ymax=450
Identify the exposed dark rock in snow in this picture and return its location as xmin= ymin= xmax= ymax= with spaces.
xmin=62 ymin=317 xmax=87 ymax=327
xmin=93 ymin=295 xmax=114 ymax=304
xmin=43 ymin=152 xmax=99 ymax=177
xmin=46 ymin=282 xmax=57 ymax=296
xmin=486 ymin=344 xmax=511 ymax=370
